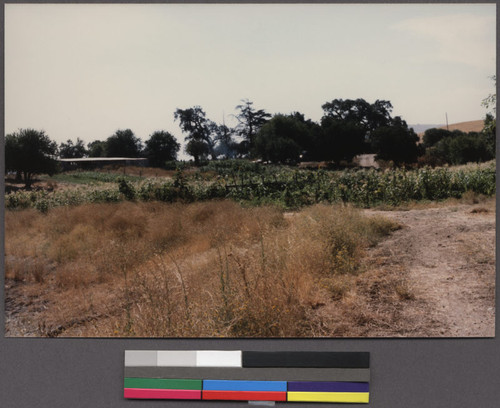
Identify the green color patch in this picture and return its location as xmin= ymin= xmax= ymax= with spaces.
xmin=124 ymin=378 xmax=202 ymax=390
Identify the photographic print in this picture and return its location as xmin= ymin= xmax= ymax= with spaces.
xmin=4 ymin=3 xmax=496 ymax=338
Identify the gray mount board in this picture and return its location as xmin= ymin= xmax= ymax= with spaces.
xmin=124 ymin=367 xmax=371 ymax=382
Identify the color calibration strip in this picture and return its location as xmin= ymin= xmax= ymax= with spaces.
xmin=124 ymin=351 xmax=370 ymax=403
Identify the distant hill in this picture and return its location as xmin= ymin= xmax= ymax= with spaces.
xmin=409 ymin=124 xmax=444 ymax=134
xmin=415 ymin=120 xmax=485 ymax=141
xmin=436 ymin=120 xmax=485 ymax=133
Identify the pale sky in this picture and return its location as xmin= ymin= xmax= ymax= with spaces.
xmin=5 ymin=3 xmax=496 ymax=157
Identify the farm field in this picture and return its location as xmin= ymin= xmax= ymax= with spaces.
xmin=4 ymin=162 xmax=496 ymax=337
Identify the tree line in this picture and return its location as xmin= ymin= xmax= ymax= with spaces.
xmin=171 ymin=98 xmax=423 ymax=166
xmin=5 ymin=95 xmax=496 ymax=187
xmin=57 ymin=97 xmax=495 ymax=167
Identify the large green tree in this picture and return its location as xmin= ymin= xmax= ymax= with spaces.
xmin=87 ymin=140 xmax=107 ymax=157
xmin=234 ymin=99 xmax=271 ymax=157
xmin=287 ymin=112 xmax=322 ymax=160
xmin=5 ymin=129 xmax=59 ymax=188
xmin=254 ymin=114 xmax=310 ymax=163
xmin=321 ymin=98 xmax=393 ymax=147
xmin=174 ymin=106 xmax=215 ymax=164
xmin=431 ymin=131 xmax=493 ymax=165
xmin=144 ymin=131 xmax=180 ymax=167
xmin=59 ymin=138 xmax=87 ymax=158
xmin=105 ymin=129 xmax=143 ymax=157
xmin=422 ymin=128 xmax=454 ymax=149
xmin=318 ymin=117 xmax=366 ymax=163
xmin=371 ymin=117 xmax=420 ymax=166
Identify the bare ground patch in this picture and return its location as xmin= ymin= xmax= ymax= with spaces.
xmin=361 ymin=199 xmax=495 ymax=337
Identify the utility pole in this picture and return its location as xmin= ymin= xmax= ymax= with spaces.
xmin=445 ymin=112 xmax=449 ymax=131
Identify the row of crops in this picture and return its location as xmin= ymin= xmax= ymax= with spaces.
xmin=5 ymin=164 xmax=496 ymax=212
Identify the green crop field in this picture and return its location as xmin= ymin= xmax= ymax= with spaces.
xmin=5 ymin=160 xmax=496 ymax=212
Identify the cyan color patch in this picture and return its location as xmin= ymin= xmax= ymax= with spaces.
xmin=203 ymin=380 xmax=287 ymax=392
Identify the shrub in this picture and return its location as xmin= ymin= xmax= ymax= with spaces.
xmin=118 ymin=178 xmax=136 ymax=200
xmin=430 ymin=132 xmax=494 ymax=165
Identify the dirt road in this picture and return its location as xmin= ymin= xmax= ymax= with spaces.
xmin=364 ymin=201 xmax=495 ymax=337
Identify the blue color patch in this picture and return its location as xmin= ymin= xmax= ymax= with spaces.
xmin=202 ymin=380 xmax=287 ymax=392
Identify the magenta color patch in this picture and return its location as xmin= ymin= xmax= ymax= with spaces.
xmin=124 ymin=388 xmax=201 ymax=399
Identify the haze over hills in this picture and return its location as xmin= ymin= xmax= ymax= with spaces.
xmin=409 ymin=124 xmax=444 ymax=134
xmin=412 ymin=120 xmax=485 ymax=137
xmin=436 ymin=120 xmax=485 ymax=133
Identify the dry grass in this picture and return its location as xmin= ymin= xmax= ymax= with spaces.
xmin=439 ymin=120 xmax=485 ymax=133
xmin=373 ymin=191 xmax=495 ymax=212
xmin=5 ymin=201 xmax=404 ymax=337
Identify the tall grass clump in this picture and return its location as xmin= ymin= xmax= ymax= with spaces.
xmin=119 ymin=203 xmax=400 ymax=337
xmin=292 ymin=205 xmax=400 ymax=276
xmin=9 ymin=199 xmax=400 ymax=337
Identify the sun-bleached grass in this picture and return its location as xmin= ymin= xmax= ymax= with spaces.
xmin=5 ymin=200 xmax=402 ymax=337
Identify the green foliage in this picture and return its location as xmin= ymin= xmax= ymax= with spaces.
xmin=185 ymin=139 xmax=211 ymax=164
xmin=164 ymin=160 xmax=189 ymax=171
xmin=234 ymin=99 xmax=271 ymax=156
xmin=321 ymin=98 xmax=393 ymax=140
xmin=430 ymin=132 xmax=494 ymax=165
xmin=201 ymin=159 xmax=263 ymax=175
xmin=481 ymin=75 xmax=496 ymax=114
xmin=318 ymin=117 xmax=365 ymax=163
xmin=422 ymin=128 xmax=453 ymax=148
xmin=174 ymin=106 xmax=215 ymax=164
xmin=6 ymin=185 xmax=121 ymax=212
xmin=59 ymin=138 xmax=87 ymax=158
xmin=254 ymin=114 xmax=310 ymax=163
xmin=118 ymin=178 xmax=136 ymax=200
xmin=6 ymin=162 xmax=495 ymax=212
xmin=311 ymin=98 xmax=396 ymax=162
xmin=482 ymin=113 xmax=496 ymax=156
xmin=144 ymin=130 xmax=180 ymax=167
xmin=5 ymin=128 xmax=59 ymax=188
xmin=371 ymin=117 xmax=420 ymax=166
xmin=106 ymin=129 xmax=143 ymax=157
xmin=481 ymin=75 xmax=496 ymax=157
xmin=48 ymin=171 xmax=141 ymax=184
xmin=448 ymin=133 xmax=493 ymax=164
xmin=87 ymin=140 xmax=107 ymax=157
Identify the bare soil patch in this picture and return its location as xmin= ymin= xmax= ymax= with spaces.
xmin=362 ymin=199 xmax=495 ymax=337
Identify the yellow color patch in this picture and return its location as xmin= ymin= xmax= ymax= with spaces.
xmin=287 ymin=392 xmax=369 ymax=403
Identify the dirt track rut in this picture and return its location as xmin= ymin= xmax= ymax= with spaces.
xmin=365 ymin=203 xmax=495 ymax=337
